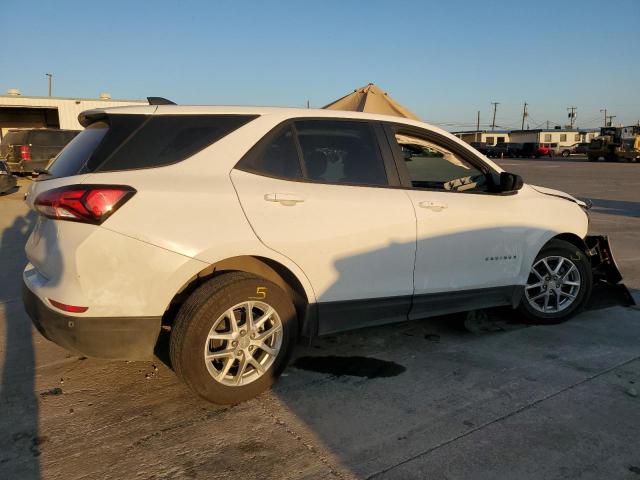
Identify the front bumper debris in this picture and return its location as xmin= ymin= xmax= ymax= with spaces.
xmin=585 ymin=235 xmax=636 ymax=306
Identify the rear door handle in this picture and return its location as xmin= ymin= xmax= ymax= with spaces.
xmin=419 ymin=200 xmax=448 ymax=212
xmin=264 ymin=193 xmax=305 ymax=206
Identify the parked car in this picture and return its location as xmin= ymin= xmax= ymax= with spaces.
xmin=469 ymin=141 xmax=491 ymax=155
xmin=538 ymin=143 xmax=554 ymax=157
xmin=0 ymin=159 xmax=17 ymax=194
xmin=573 ymin=142 xmax=591 ymax=155
xmin=0 ymin=128 xmax=80 ymax=174
xmin=22 ymin=105 xmax=625 ymax=404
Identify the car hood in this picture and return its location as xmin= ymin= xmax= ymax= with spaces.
xmin=529 ymin=184 xmax=590 ymax=209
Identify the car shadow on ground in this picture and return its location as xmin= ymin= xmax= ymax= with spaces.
xmin=0 ymin=206 xmax=40 ymax=479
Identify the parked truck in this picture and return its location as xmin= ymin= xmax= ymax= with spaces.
xmin=587 ymin=126 xmax=640 ymax=162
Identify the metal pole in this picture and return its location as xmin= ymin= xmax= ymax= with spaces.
xmin=521 ymin=102 xmax=528 ymax=130
xmin=476 ymin=111 xmax=480 ymax=142
xmin=601 ymin=108 xmax=607 ymax=127
xmin=490 ymin=102 xmax=499 ymax=131
xmin=567 ymin=106 xmax=577 ymax=129
xmin=46 ymin=73 xmax=52 ymax=96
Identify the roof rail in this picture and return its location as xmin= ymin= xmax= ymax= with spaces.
xmin=147 ymin=97 xmax=176 ymax=105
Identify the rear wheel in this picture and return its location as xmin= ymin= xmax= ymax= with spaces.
xmin=561 ymin=150 xmax=570 ymax=157
xmin=170 ymin=272 xmax=297 ymax=404
xmin=519 ymin=240 xmax=592 ymax=324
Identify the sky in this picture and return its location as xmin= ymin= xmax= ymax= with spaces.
xmin=2 ymin=0 xmax=639 ymax=131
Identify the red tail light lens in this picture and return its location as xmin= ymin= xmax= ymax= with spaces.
xmin=48 ymin=299 xmax=88 ymax=313
xmin=20 ymin=145 xmax=31 ymax=161
xmin=34 ymin=185 xmax=136 ymax=224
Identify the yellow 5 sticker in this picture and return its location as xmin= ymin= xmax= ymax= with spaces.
xmin=250 ymin=287 xmax=267 ymax=300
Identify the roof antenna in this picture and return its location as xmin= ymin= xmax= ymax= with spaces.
xmin=147 ymin=97 xmax=176 ymax=105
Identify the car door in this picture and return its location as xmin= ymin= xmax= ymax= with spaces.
xmin=231 ymin=118 xmax=417 ymax=334
xmin=384 ymin=124 xmax=530 ymax=320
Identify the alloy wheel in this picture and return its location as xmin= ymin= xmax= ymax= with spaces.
xmin=524 ymin=256 xmax=581 ymax=314
xmin=203 ymin=301 xmax=283 ymax=386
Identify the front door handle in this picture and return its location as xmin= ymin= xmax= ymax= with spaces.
xmin=264 ymin=193 xmax=305 ymax=206
xmin=419 ymin=200 xmax=448 ymax=212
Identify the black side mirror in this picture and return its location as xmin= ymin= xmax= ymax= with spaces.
xmin=499 ymin=172 xmax=523 ymax=192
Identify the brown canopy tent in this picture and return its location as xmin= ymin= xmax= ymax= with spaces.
xmin=323 ymin=83 xmax=420 ymax=120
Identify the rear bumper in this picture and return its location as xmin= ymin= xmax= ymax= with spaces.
xmin=22 ymin=281 xmax=161 ymax=360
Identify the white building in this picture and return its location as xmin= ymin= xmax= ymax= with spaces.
xmin=509 ymin=128 xmax=599 ymax=146
xmin=453 ymin=130 xmax=511 ymax=145
xmin=0 ymin=90 xmax=147 ymax=138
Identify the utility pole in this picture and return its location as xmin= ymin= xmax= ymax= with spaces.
xmin=567 ymin=106 xmax=577 ymax=128
xmin=600 ymin=108 xmax=607 ymax=127
xmin=46 ymin=73 xmax=53 ymax=97
xmin=521 ymin=102 xmax=528 ymax=130
xmin=475 ymin=110 xmax=480 ymax=142
xmin=490 ymin=102 xmax=499 ymax=131
xmin=547 ymin=120 xmax=550 ymax=129
xmin=607 ymin=115 xmax=616 ymax=127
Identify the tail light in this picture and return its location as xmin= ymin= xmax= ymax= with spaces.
xmin=20 ymin=145 xmax=31 ymax=161
xmin=34 ymin=185 xmax=136 ymax=224
xmin=48 ymin=299 xmax=88 ymax=313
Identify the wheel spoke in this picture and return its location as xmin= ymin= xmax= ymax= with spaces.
xmin=525 ymin=281 xmax=544 ymax=290
xmin=245 ymin=302 xmax=255 ymax=330
xmin=258 ymin=342 xmax=276 ymax=356
xmin=560 ymin=291 xmax=577 ymax=299
xmin=531 ymin=268 xmax=544 ymax=281
xmin=553 ymin=258 xmax=565 ymax=274
xmin=255 ymin=323 xmax=282 ymax=342
xmin=564 ymin=280 xmax=580 ymax=286
xmin=247 ymin=355 xmax=265 ymax=374
xmin=208 ymin=331 xmax=234 ymax=341
xmin=541 ymin=258 xmax=553 ymax=276
xmin=227 ymin=308 xmax=239 ymax=333
xmin=205 ymin=348 xmax=235 ymax=361
xmin=235 ymin=356 xmax=248 ymax=385
xmin=543 ymin=292 xmax=550 ymax=311
xmin=254 ymin=306 xmax=274 ymax=330
xmin=529 ymin=291 xmax=547 ymax=302
xmin=216 ymin=357 xmax=234 ymax=381
xmin=561 ymin=265 xmax=576 ymax=280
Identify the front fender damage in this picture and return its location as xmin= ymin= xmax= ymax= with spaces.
xmin=584 ymin=235 xmax=636 ymax=306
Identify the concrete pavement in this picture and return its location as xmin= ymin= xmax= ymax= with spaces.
xmin=1 ymin=161 xmax=639 ymax=479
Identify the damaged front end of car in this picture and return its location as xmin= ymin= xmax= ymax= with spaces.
xmin=584 ymin=235 xmax=636 ymax=306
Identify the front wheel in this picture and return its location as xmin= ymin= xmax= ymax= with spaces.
xmin=561 ymin=150 xmax=570 ymax=157
xmin=519 ymin=239 xmax=592 ymax=324
xmin=170 ymin=272 xmax=297 ymax=404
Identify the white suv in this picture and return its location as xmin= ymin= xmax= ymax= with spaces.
xmin=22 ymin=104 xmax=624 ymax=404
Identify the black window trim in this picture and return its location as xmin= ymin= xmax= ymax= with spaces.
xmin=381 ymin=122 xmax=513 ymax=196
xmin=235 ymin=117 xmax=401 ymax=189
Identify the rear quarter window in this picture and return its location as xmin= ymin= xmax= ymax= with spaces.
xmin=95 ymin=114 xmax=257 ymax=172
xmin=48 ymin=114 xmax=257 ymax=178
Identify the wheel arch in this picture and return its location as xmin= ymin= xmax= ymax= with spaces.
xmin=163 ymin=255 xmax=314 ymax=335
xmin=549 ymin=232 xmax=587 ymax=251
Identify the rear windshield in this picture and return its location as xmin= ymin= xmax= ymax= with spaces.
xmin=1 ymin=131 xmax=28 ymax=146
xmin=47 ymin=114 xmax=257 ymax=178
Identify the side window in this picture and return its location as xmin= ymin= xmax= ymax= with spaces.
xmin=237 ymin=126 xmax=302 ymax=179
xmin=394 ymin=132 xmax=487 ymax=192
xmin=295 ymin=120 xmax=388 ymax=186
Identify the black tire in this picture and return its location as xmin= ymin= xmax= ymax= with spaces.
xmin=561 ymin=150 xmax=570 ymax=158
xmin=170 ymin=272 xmax=298 ymax=404
xmin=518 ymin=239 xmax=592 ymax=325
